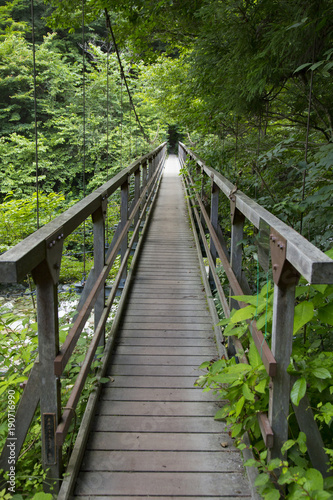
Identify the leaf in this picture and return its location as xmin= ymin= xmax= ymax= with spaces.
xmin=291 ymin=377 xmax=306 ymax=406
xmin=231 ymin=295 xmax=265 ymax=307
xmin=309 ymin=61 xmax=325 ymax=71
xmin=311 ymin=284 xmax=328 ymax=294
xmin=235 ymin=395 xmax=245 ymax=417
xmin=254 ymin=473 xmax=270 ymax=486
xmin=199 ymin=361 xmax=210 ymax=370
xmin=231 ymin=422 xmax=243 ymax=437
xmin=312 ymin=368 xmax=331 ymax=379
xmin=255 ymin=379 xmax=267 ymax=394
xmin=214 ymin=406 xmax=230 ymax=420
xmin=264 ymin=491 xmax=280 ymax=500
xmin=293 ymin=301 xmax=314 ymax=334
xmin=304 ymin=468 xmax=324 ymax=492
xmin=248 ymin=340 xmax=262 ymax=369
xmin=230 ymin=305 xmax=256 ymax=324
xmin=99 ymin=377 xmax=111 ymax=384
xmin=297 ymin=431 xmax=307 ymax=454
xmin=244 ymin=458 xmax=258 ymax=467
xmin=318 ymin=303 xmax=333 ymax=325
xmin=242 ymin=383 xmax=255 ymax=402
xmin=281 ymin=439 xmax=296 ymax=454
xmin=31 ymin=494 xmax=53 ymax=500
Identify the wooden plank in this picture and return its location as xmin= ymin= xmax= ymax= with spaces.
xmin=125 ymin=298 xmax=205 ymax=305
xmin=96 ymin=400 xmax=222 ymax=417
xmin=114 ymin=346 xmax=214 ymax=356
xmin=129 ymin=284 xmax=204 ymax=291
xmin=75 ymin=471 xmax=251 ymax=497
xmin=104 ymin=375 xmax=201 ymax=388
xmin=120 ymin=316 xmax=211 ymax=325
xmin=109 ymin=354 xmax=212 ymax=366
xmin=118 ymin=329 xmax=210 ymax=338
xmin=87 ymin=431 xmax=231 ymax=451
xmin=116 ymin=338 xmax=213 ymax=347
xmin=81 ymin=450 xmax=243 ymax=472
xmin=108 ymin=365 xmax=204 ymax=376
xmin=91 ymin=415 xmax=224 ymax=433
xmin=125 ymin=304 xmax=210 ymax=313
xmin=119 ymin=322 xmax=213 ymax=331
xmin=100 ymin=388 xmax=218 ymax=402
xmin=127 ymin=293 xmax=205 ymax=300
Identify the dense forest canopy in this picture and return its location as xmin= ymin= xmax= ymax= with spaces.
xmin=0 ymin=0 xmax=332 ymax=251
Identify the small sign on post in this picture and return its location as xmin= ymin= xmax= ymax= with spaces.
xmin=43 ymin=413 xmax=56 ymax=465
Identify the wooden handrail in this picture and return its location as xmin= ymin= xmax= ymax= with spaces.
xmin=0 ymin=143 xmax=167 ymax=493
xmin=179 ymin=141 xmax=333 ymax=471
xmin=179 ymin=142 xmax=333 ymax=284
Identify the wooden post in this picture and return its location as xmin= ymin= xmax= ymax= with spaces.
xmin=92 ymin=196 xmax=106 ymax=347
xmin=32 ymin=254 xmax=63 ymax=492
xmin=268 ymin=229 xmax=299 ymax=460
xmin=141 ymin=160 xmax=148 ymax=224
xmin=230 ymin=200 xmax=245 ymax=311
xmin=209 ymin=178 xmax=219 ymax=286
xmin=120 ymin=179 xmax=129 ymax=281
xmin=148 ymin=156 xmax=153 ymax=183
xmin=268 ymin=281 xmax=296 ymax=460
xmin=134 ymin=167 xmax=141 ymax=244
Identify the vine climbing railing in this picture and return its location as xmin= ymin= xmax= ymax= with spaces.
xmin=0 ymin=143 xmax=167 ymax=492
xmin=179 ymin=142 xmax=333 ymax=476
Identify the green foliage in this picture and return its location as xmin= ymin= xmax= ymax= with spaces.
xmin=0 ymin=191 xmax=66 ymax=252
xmin=241 ymin=433 xmax=333 ymax=499
xmin=0 ymin=289 xmax=105 ymax=497
xmin=198 ymin=257 xmax=333 ymax=497
xmin=196 ymin=339 xmax=269 ymax=441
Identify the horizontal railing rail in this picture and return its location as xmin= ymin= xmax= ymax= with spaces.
xmin=179 ymin=141 xmax=333 ymax=475
xmin=0 ymin=142 xmax=167 ymax=492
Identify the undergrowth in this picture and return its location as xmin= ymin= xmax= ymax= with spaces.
xmin=196 ymin=249 xmax=333 ymax=499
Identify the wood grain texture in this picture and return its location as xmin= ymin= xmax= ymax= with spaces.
xmin=73 ymin=155 xmax=250 ymax=498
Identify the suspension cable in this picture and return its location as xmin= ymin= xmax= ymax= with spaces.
xmin=120 ymin=75 xmax=123 ymax=168
xmin=31 ymin=0 xmax=39 ymax=230
xmin=104 ymin=9 xmax=149 ymax=143
xmin=82 ymin=0 xmax=86 ymax=281
xmin=106 ymin=38 xmax=110 ymax=243
xmin=106 ymin=40 xmax=110 ymax=184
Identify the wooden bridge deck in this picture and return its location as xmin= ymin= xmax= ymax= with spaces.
xmin=73 ymin=156 xmax=252 ymax=498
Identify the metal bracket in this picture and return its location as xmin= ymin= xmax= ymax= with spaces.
xmin=101 ymin=191 xmax=108 ymax=222
xmin=270 ymin=228 xmax=300 ymax=286
xmin=45 ymin=227 xmax=64 ymax=284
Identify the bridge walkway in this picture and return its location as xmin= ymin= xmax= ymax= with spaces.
xmin=73 ymin=155 xmax=252 ymax=498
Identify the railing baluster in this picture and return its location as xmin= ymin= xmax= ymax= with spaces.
xmin=120 ymin=179 xmax=129 ymax=282
xmin=92 ymin=195 xmax=106 ymax=347
xmin=209 ymin=177 xmax=219 ymax=287
xmin=268 ymin=280 xmax=297 ymax=460
xmin=230 ymin=200 xmax=245 ymax=311
xmin=134 ymin=167 xmax=141 ymax=244
xmin=148 ymin=155 xmax=153 ymax=182
xmin=32 ymin=261 xmax=62 ymax=492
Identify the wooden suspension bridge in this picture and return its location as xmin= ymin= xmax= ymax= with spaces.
xmin=0 ymin=143 xmax=333 ymax=498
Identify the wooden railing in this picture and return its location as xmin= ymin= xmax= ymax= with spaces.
xmin=179 ymin=142 xmax=333 ymax=475
xmin=0 ymin=143 xmax=167 ymax=491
